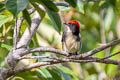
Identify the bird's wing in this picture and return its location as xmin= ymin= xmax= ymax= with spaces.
xmin=78 ymin=33 xmax=82 ymax=54
xmin=62 ymin=32 xmax=67 ymax=51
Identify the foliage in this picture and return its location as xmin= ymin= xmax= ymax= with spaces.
xmin=0 ymin=0 xmax=120 ymax=80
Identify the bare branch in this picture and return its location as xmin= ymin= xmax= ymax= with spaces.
xmin=3 ymin=55 xmax=120 ymax=80
xmin=13 ymin=18 xmax=18 ymax=49
xmin=21 ymin=47 xmax=69 ymax=56
xmin=50 ymin=56 xmax=120 ymax=65
xmin=6 ymin=11 xmax=42 ymax=69
xmin=0 ymin=68 xmax=9 ymax=80
xmin=12 ymin=56 xmax=120 ymax=75
xmin=19 ymin=56 xmax=49 ymax=60
xmin=13 ymin=62 xmax=59 ymax=73
xmin=85 ymin=56 xmax=120 ymax=65
xmin=101 ymin=51 xmax=120 ymax=60
xmin=17 ymin=12 xmax=42 ymax=48
xmin=18 ymin=55 xmax=120 ymax=65
xmin=13 ymin=8 xmax=35 ymax=49
xmin=21 ymin=39 xmax=120 ymax=59
xmin=81 ymin=39 xmax=120 ymax=58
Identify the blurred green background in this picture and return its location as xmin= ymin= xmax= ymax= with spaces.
xmin=0 ymin=0 xmax=120 ymax=80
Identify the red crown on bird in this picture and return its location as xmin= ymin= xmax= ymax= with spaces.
xmin=67 ymin=20 xmax=80 ymax=32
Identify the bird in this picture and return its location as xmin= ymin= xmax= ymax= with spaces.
xmin=62 ymin=20 xmax=81 ymax=56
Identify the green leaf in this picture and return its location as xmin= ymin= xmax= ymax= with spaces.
xmin=109 ymin=0 xmax=116 ymax=6
xmin=23 ymin=9 xmax=31 ymax=26
xmin=99 ymin=2 xmax=109 ymax=10
xmin=34 ymin=69 xmax=47 ymax=80
xmin=106 ymin=64 xmax=117 ymax=75
xmin=76 ymin=0 xmax=84 ymax=14
xmin=0 ymin=43 xmax=12 ymax=51
xmin=57 ymin=66 xmax=74 ymax=75
xmin=116 ymin=0 xmax=120 ymax=15
xmin=0 ymin=2 xmax=5 ymax=11
xmin=0 ymin=48 xmax=8 ymax=61
xmin=0 ymin=15 xmax=10 ymax=27
xmin=41 ymin=67 xmax=54 ymax=80
xmin=32 ymin=3 xmax=45 ymax=19
xmin=0 ymin=2 xmax=4 ymax=8
xmin=13 ymin=70 xmax=40 ymax=80
xmin=40 ymin=0 xmax=59 ymax=12
xmin=65 ymin=0 xmax=76 ymax=7
xmin=56 ymin=66 xmax=79 ymax=80
xmin=46 ymin=8 xmax=62 ymax=33
xmin=47 ymin=67 xmax=62 ymax=80
xmin=6 ymin=0 xmax=29 ymax=17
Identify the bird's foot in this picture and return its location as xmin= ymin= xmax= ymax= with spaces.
xmin=67 ymin=53 xmax=78 ymax=57
xmin=75 ymin=52 xmax=78 ymax=55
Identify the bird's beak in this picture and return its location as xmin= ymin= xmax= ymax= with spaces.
xmin=63 ymin=22 xmax=69 ymax=26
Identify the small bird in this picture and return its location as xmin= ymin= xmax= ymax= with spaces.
xmin=62 ymin=20 xmax=81 ymax=55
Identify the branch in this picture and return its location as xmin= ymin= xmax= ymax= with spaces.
xmin=21 ymin=47 xmax=69 ymax=56
xmin=85 ymin=56 xmax=120 ymax=65
xmin=0 ymin=68 xmax=9 ymax=80
xmin=19 ymin=56 xmax=120 ymax=65
xmin=101 ymin=51 xmax=120 ymax=60
xmin=18 ymin=56 xmax=49 ymax=60
xmin=13 ymin=62 xmax=60 ymax=74
xmin=6 ymin=11 xmax=42 ymax=69
xmin=2 ymin=8 xmax=42 ymax=80
xmin=79 ymin=39 xmax=120 ymax=58
xmin=3 ymin=55 xmax=120 ymax=79
xmin=12 ymin=56 xmax=120 ymax=75
xmin=16 ymin=12 xmax=42 ymax=48
xmin=13 ymin=18 xmax=18 ymax=49
xmin=13 ymin=8 xmax=35 ymax=49
xmin=21 ymin=39 xmax=120 ymax=59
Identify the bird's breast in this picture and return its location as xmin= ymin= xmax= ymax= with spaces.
xmin=65 ymin=33 xmax=81 ymax=53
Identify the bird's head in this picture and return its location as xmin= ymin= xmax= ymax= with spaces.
xmin=64 ymin=20 xmax=80 ymax=35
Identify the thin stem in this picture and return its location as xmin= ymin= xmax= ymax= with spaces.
xmin=101 ymin=51 xmax=120 ymax=60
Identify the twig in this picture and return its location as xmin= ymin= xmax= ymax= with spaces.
xmin=13 ymin=18 xmax=18 ymax=49
xmin=13 ymin=8 xmax=35 ymax=49
xmin=19 ymin=56 xmax=49 ymax=60
xmin=18 ymin=55 xmax=120 ymax=65
xmin=15 ymin=17 xmax=24 ymax=44
xmin=13 ymin=56 xmax=120 ymax=75
xmin=81 ymin=39 xmax=120 ymax=58
xmin=101 ymin=51 xmax=120 ymax=60
xmin=85 ymin=56 xmax=120 ymax=65
xmin=13 ymin=61 xmax=60 ymax=73
xmin=16 ymin=12 xmax=42 ymax=48
xmin=21 ymin=47 xmax=69 ymax=56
